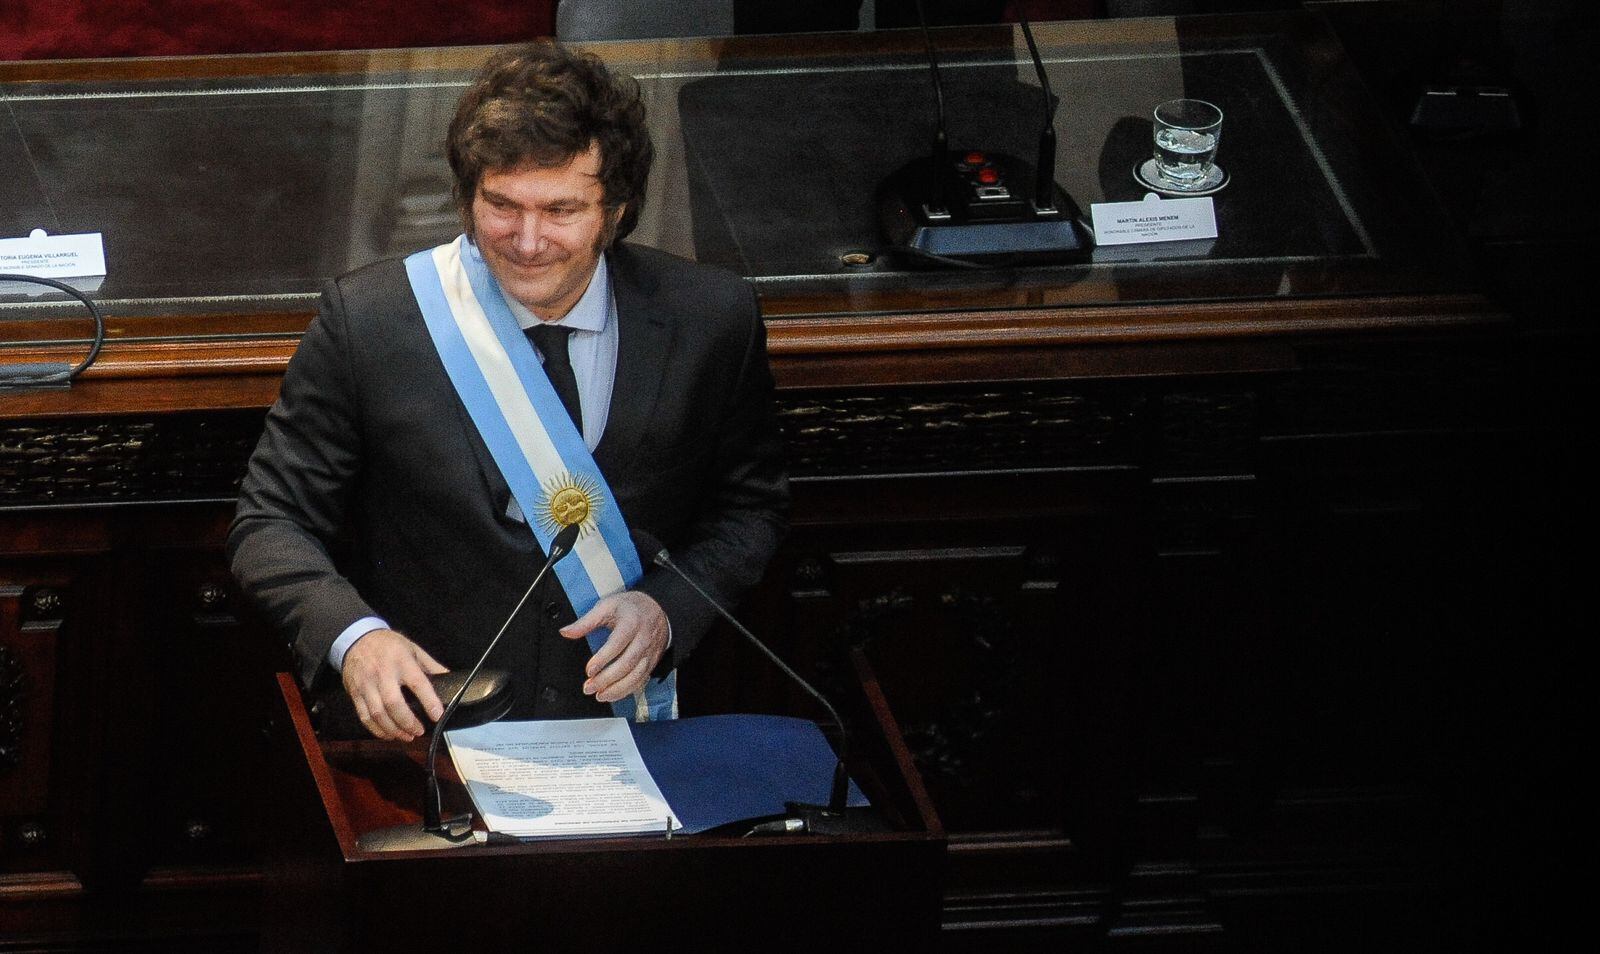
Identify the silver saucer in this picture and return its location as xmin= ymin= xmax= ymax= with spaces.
xmin=1134 ymin=158 xmax=1229 ymax=196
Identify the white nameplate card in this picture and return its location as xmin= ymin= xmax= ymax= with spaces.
xmin=0 ymin=230 xmax=107 ymax=279
xmin=1090 ymin=196 xmax=1217 ymax=246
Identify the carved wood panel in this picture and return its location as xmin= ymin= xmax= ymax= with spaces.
xmin=0 ymin=583 xmax=58 ymax=813
xmin=143 ymin=555 xmax=282 ymax=870
xmin=0 ymin=570 xmax=71 ymax=878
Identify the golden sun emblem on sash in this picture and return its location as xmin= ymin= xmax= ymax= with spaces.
xmin=536 ymin=471 xmax=603 ymax=536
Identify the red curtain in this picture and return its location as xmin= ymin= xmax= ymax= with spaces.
xmin=0 ymin=1 xmax=558 ymax=61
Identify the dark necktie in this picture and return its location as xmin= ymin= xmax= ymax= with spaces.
xmin=528 ymin=323 xmax=583 ymax=433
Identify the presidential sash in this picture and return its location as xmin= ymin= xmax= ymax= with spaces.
xmin=404 ymin=235 xmax=676 ymax=722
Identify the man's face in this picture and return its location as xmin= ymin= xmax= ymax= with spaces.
xmin=471 ymin=143 xmax=621 ymax=321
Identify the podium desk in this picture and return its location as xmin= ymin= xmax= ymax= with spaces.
xmin=264 ymin=655 xmax=943 ymax=953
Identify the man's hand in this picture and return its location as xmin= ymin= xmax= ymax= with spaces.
xmin=561 ymin=591 xmax=669 ymax=704
xmin=341 ymin=629 xmax=448 ymax=742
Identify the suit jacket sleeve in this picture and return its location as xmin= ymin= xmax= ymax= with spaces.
xmin=228 ymin=278 xmax=377 ymax=688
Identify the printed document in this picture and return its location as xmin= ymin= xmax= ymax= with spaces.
xmin=446 ymin=717 xmax=679 ymax=838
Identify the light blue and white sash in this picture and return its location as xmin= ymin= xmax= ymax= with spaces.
xmin=404 ymin=235 xmax=676 ymax=722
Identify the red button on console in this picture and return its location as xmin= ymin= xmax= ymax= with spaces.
xmin=977 ymin=167 xmax=999 ymax=184
xmin=965 ymin=151 xmax=986 ymax=165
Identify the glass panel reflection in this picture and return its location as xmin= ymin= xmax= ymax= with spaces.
xmin=0 ymin=16 xmax=1468 ymax=330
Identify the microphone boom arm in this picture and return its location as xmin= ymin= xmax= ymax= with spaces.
xmin=422 ymin=521 xmax=582 ymax=833
xmin=647 ymin=547 xmax=851 ymax=813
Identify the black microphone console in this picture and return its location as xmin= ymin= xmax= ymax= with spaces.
xmin=879 ymin=148 xmax=1090 ymax=265
xmin=878 ymin=7 xmax=1092 ymax=268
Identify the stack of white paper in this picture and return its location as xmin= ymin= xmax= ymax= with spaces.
xmin=445 ymin=717 xmax=680 ymax=838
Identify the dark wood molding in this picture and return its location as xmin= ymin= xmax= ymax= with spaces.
xmin=765 ymin=295 xmax=1503 ymax=355
xmin=1 ymin=292 xmax=1503 ymax=418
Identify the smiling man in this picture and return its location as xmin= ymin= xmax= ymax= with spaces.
xmin=474 ymin=149 xmax=611 ymax=321
xmin=228 ymin=42 xmax=789 ymax=740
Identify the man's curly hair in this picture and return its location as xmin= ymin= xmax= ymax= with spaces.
xmin=447 ymin=41 xmax=653 ymax=245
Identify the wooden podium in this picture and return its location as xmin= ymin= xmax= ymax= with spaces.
xmin=262 ymin=658 xmax=944 ymax=952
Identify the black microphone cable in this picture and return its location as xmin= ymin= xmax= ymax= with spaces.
xmin=0 ymin=273 xmax=106 ymax=387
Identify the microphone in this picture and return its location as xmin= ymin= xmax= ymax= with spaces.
xmin=1019 ymin=18 xmax=1059 ymax=215
xmin=875 ymin=7 xmax=1091 ymax=266
xmin=915 ymin=0 xmax=951 ymax=219
xmin=632 ymin=530 xmax=884 ymax=835
xmin=356 ymin=520 xmax=582 ymax=852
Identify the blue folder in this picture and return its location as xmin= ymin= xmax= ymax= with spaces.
xmin=629 ymin=714 xmax=870 ymax=834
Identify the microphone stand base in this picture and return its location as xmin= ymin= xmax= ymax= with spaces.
xmin=355 ymin=817 xmax=480 ymax=852
xmin=878 ymin=153 xmax=1092 ymax=267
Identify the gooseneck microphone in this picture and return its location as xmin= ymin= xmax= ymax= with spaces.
xmin=1019 ymin=18 xmax=1059 ymax=215
xmin=876 ymin=7 xmax=1091 ymax=266
xmin=356 ymin=521 xmax=582 ymax=852
xmin=633 ymin=530 xmax=877 ymax=832
xmin=915 ymin=0 xmax=951 ymax=219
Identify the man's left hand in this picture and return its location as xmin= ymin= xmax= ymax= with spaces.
xmin=560 ymin=590 xmax=669 ymax=703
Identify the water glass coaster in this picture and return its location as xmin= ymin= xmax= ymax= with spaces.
xmin=1135 ymin=159 xmax=1229 ymax=197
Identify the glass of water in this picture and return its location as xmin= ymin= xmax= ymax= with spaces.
xmin=1152 ymin=99 xmax=1223 ymax=190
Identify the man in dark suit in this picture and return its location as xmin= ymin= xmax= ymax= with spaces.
xmin=228 ymin=42 xmax=788 ymax=741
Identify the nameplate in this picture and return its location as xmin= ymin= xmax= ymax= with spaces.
xmin=0 ymin=230 xmax=107 ymax=279
xmin=1090 ymin=196 xmax=1217 ymax=246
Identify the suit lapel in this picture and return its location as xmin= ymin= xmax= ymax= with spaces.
xmin=593 ymin=245 xmax=672 ymax=476
xmin=403 ymin=280 xmax=523 ymax=529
